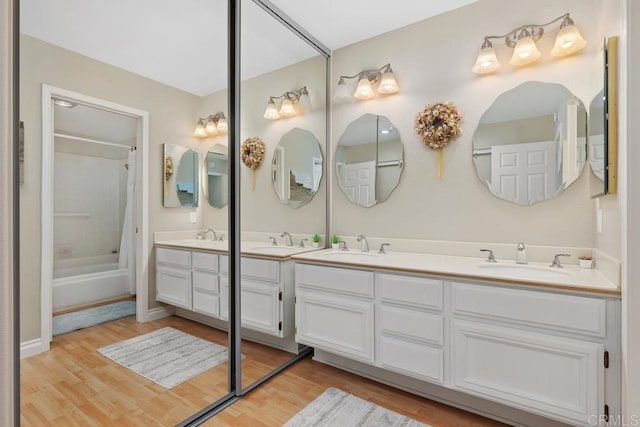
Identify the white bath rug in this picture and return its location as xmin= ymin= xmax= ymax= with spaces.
xmin=98 ymin=327 xmax=230 ymax=389
xmin=284 ymin=387 xmax=430 ymax=427
xmin=52 ymin=300 xmax=136 ymax=336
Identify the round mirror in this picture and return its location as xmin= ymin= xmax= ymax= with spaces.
xmin=271 ymin=128 xmax=323 ymax=209
xmin=205 ymin=146 xmax=228 ymax=209
xmin=472 ymin=81 xmax=587 ymax=205
xmin=335 ymin=114 xmax=404 ymax=208
xmin=163 ymin=144 xmax=199 ymax=208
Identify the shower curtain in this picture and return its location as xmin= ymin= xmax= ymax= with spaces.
xmin=119 ymin=149 xmax=136 ymax=294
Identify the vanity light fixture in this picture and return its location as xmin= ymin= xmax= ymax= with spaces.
xmin=193 ymin=112 xmax=228 ymax=138
xmin=263 ymin=86 xmax=311 ymax=120
xmin=334 ymin=63 xmax=399 ymax=102
xmin=472 ymin=12 xmax=587 ymax=74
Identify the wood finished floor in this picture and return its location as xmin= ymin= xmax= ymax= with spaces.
xmin=21 ymin=316 xmax=506 ymax=426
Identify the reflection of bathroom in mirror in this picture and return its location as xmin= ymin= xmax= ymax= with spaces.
xmin=472 ymin=81 xmax=587 ymax=206
xmin=589 ymin=89 xmax=606 ymax=190
xmin=205 ymin=148 xmax=229 ymax=209
xmin=163 ymin=144 xmax=199 ymax=208
xmin=271 ymin=128 xmax=323 ymax=209
xmin=335 ymin=114 xmax=404 ymax=208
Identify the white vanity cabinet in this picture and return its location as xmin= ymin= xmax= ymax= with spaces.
xmin=294 ymin=262 xmax=620 ymax=427
xmin=156 ymin=248 xmax=192 ymax=309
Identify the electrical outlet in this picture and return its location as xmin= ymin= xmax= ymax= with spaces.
xmin=190 ymin=211 xmax=197 ymax=224
xmin=596 ymin=208 xmax=603 ymax=234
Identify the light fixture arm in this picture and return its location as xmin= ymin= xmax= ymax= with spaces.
xmin=337 ymin=63 xmax=393 ymax=85
xmin=267 ymin=86 xmax=308 ymax=103
xmin=481 ymin=12 xmax=571 ymax=48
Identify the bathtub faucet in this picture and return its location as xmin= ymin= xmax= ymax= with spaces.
xmin=198 ymin=228 xmax=217 ymax=241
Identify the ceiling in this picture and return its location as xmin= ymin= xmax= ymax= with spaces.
xmin=21 ymin=0 xmax=477 ymax=96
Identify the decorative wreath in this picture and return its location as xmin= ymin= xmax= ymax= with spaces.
xmin=241 ymin=137 xmax=266 ymax=170
xmin=414 ymin=102 xmax=462 ymax=149
xmin=164 ymin=156 xmax=173 ymax=180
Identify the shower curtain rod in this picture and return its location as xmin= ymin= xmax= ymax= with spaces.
xmin=54 ymin=132 xmax=135 ymax=150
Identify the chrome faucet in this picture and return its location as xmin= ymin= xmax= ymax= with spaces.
xmin=550 ymin=253 xmax=571 ymax=268
xmin=378 ymin=243 xmax=391 ymax=254
xmin=281 ymin=231 xmax=294 ymax=246
xmin=269 ymin=236 xmax=278 ymax=246
xmin=298 ymin=238 xmax=309 ymax=248
xmin=480 ymin=249 xmax=497 ymax=263
xmin=339 ymin=240 xmax=349 ymax=251
xmin=356 ymin=235 xmax=370 ymax=252
xmin=198 ymin=228 xmax=217 ymax=241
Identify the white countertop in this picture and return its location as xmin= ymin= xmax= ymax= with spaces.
xmin=155 ymin=239 xmax=320 ymax=259
xmin=292 ymin=249 xmax=620 ymax=296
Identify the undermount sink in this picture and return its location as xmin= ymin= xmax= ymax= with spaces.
xmin=322 ymin=251 xmax=383 ymax=262
xmin=477 ymin=264 xmax=572 ymax=279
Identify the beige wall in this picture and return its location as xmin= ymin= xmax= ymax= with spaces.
xmin=0 ymin=0 xmax=16 ymax=423
xmin=331 ymin=0 xmax=604 ymax=248
xmin=19 ymin=35 xmax=205 ymax=341
xmin=200 ymin=55 xmax=327 ymax=238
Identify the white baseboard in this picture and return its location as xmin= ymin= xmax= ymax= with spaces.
xmin=20 ymin=338 xmax=43 ymax=359
xmin=145 ymin=306 xmax=175 ymax=322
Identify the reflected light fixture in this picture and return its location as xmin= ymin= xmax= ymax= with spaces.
xmin=333 ymin=63 xmax=399 ymax=102
xmin=472 ymin=12 xmax=587 ymax=75
xmin=193 ymin=112 xmax=227 ymax=138
xmin=53 ymin=98 xmax=77 ymax=108
xmin=263 ymin=86 xmax=311 ymax=120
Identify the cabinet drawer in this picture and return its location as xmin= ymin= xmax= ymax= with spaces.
xmin=379 ymin=305 xmax=443 ymax=346
xmin=451 ymin=282 xmax=606 ymax=337
xmin=156 ymin=248 xmax=191 ymax=269
xmin=379 ymin=336 xmax=444 ymax=384
xmin=296 ymin=291 xmax=374 ymax=363
xmin=193 ymin=290 xmax=219 ymax=318
xmin=296 ymin=264 xmax=374 ymax=298
xmin=219 ymin=256 xmax=280 ymax=282
xmin=193 ymin=270 xmax=218 ymax=293
xmin=378 ymin=273 xmax=443 ymax=311
xmin=156 ymin=266 xmax=191 ymax=309
xmin=192 ymin=252 xmax=218 ymax=272
xmin=452 ymin=320 xmax=603 ymax=425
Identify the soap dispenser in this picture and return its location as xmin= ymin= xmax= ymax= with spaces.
xmin=516 ymin=242 xmax=528 ymax=264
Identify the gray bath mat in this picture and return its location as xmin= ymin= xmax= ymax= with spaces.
xmin=98 ymin=327 xmax=230 ymax=389
xmin=53 ymin=300 xmax=136 ymax=336
xmin=284 ymin=387 xmax=430 ymax=426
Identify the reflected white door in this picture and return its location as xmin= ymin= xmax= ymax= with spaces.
xmin=491 ymin=141 xmax=556 ymax=205
xmin=339 ymin=161 xmax=376 ymax=207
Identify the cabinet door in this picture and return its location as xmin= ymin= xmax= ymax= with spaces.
xmin=193 ymin=290 xmax=220 ymax=318
xmin=452 ymin=320 xmax=603 ymax=425
xmin=220 ymin=276 xmax=228 ymax=320
xmin=156 ymin=266 xmax=191 ymax=309
xmin=241 ymin=279 xmax=281 ymax=336
xmin=296 ymin=291 xmax=374 ymax=363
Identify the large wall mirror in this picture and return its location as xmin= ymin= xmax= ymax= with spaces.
xmin=335 ymin=113 xmax=404 ymax=208
xmin=205 ymin=147 xmax=229 ymax=209
xmin=163 ymin=144 xmax=199 ymax=208
xmin=271 ymin=128 xmax=323 ymax=209
xmin=472 ymin=81 xmax=587 ymax=205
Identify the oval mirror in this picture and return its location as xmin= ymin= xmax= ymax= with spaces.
xmin=205 ymin=147 xmax=228 ymax=209
xmin=588 ymin=89 xmax=606 ymax=192
xmin=472 ymin=81 xmax=587 ymax=205
xmin=335 ymin=114 xmax=404 ymax=208
xmin=271 ymin=128 xmax=323 ymax=209
xmin=163 ymin=143 xmax=199 ymax=208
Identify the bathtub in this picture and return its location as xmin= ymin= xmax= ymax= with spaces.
xmin=53 ymin=254 xmax=132 ymax=312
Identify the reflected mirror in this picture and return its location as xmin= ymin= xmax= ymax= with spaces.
xmin=472 ymin=81 xmax=587 ymax=205
xmin=271 ymin=128 xmax=323 ymax=209
xmin=588 ymin=89 xmax=606 ymax=186
xmin=205 ymin=147 xmax=229 ymax=209
xmin=335 ymin=114 xmax=404 ymax=208
xmin=163 ymin=144 xmax=199 ymax=208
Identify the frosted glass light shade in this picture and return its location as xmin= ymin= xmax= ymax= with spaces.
xmin=551 ymin=24 xmax=587 ymax=57
xmin=279 ymin=98 xmax=296 ymax=117
xmin=333 ymin=81 xmax=351 ymax=103
xmin=297 ymin=93 xmax=312 ymax=113
xmin=472 ymin=46 xmax=501 ymax=74
xmin=354 ymin=77 xmax=375 ymax=100
xmin=216 ymin=117 xmax=228 ymax=134
xmin=264 ymin=99 xmax=280 ymax=120
xmin=205 ymin=118 xmax=217 ymax=136
xmin=509 ymin=36 xmax=542 ymax=66
xmin=377 ymin=71 xmax=399 ymax=94
xmin=194 ymin=120 xmax=206 ymax=138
